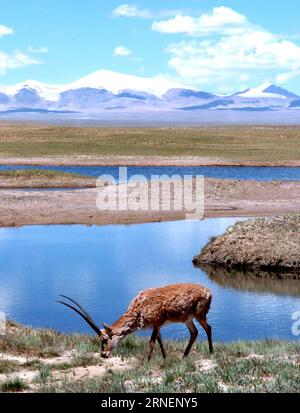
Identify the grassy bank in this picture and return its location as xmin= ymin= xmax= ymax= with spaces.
xmin=0 ymin=170 xmax=86 ymax=179
xmin=193 ymin=215 xmax=300 ymax=278
xmin=0 ymin=322 xmax=299 ymax=393
xmin=0 ymin=169 xmax=95 ymax=188
xmin=1 ymin=125 xmax=300 ymax=161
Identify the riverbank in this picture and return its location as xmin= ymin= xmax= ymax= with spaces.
xmin=0 ymin=322 xmax=299 ymax=393
xmin=193 ymin=215 xmax=300 ymax=278
xmin=1 ymin=179 xmax=300 ymax=227
xmin=1 ymin=155 xmax=300 ymax=167
xmin=0 ymin=170 xmax=96 ymax=189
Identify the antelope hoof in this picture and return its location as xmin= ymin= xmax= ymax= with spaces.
xmin=101 ymin=351 xmax=110 ymax=359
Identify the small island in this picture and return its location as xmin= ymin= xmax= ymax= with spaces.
xmin=0 ymin=169 xmax=96 ymax=189
xmin=193 ymin=215 xmax=300 ymax=279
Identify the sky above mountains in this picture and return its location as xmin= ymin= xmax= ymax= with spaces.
xmin=1 ymin=0 xmax=300 ymax=94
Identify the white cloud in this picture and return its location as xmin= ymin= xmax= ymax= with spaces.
xmin=113 ymin=45 xmax=132 ymax=57
xmin=112 ymin=4 xmax=151 ymax=19
xmin=152 ymin=7 xmax=248 ymax=36
xmin=0 ymin=51 xmax=40 ymax=75
xmin=166 ymin=33 xmax=300 ymax=90
xmin=112 ymin=4 xmax=188 ymax=20
xmin=153 ymin=7 xmax=300 ymax=91
xmin=0 ymin=24 xmax=42 ymax=76
xmin=0 ymin=24 xmax=13 ymax=37
xmin=27 ymin=46 xmax=49 ymax=54
xmin=276 ymin=71 xmax=300 ymax=84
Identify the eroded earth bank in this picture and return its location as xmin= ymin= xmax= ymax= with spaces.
xmin=193 ymin=215 xmax=300 ymax=279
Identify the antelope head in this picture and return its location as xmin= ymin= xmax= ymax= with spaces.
xmin=57 ymin=295 xmax=119 ymax=358
xmin=100 ymin=322 xmax=127 ymax=358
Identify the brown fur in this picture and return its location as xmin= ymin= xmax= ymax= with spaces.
xmin=102 ymin=283 xmax=213 ymax=359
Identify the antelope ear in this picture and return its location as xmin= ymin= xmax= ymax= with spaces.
xmin=103 ymin=322 xmax=113 ymax=338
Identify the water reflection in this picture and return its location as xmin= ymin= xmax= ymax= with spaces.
xmin=201 ymin=266 xmax=300 ymax=297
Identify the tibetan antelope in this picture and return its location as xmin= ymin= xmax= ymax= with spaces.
xmin=57 ymin=283 xmax=213 ymax=360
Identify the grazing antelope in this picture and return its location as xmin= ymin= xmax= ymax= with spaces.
xmin=57 ymin=283 xmax=213 ymax=360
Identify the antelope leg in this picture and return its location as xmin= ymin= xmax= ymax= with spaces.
xmin=198 ymin=316 xmax=214 ymax=354
xmin=148 ymin=327 xmax=160 ymax=361
xmin=157 ymin=332 xmax=166 ymax=359
xmin=183 ymin=320 xmax=198 ymax=358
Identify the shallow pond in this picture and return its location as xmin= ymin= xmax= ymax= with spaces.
xmin=0 ymin=219 xmax=299 ymax=342
xmin=1 ymin=165 xmax=300 ymax=181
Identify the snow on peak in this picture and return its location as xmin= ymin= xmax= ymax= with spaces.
xmin=237 ymin=83 xmax=288 ymax=99
xmin=0 ymin=70 xmax=186 ymax=101
xmin=66 ymin=70 xmax=185 ymax=98
xmin=0 ymin=72 xmax=299 ymax=109
xmin=0 ymin=79 xmax=61 ymax=101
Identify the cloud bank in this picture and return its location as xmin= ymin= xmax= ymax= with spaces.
xmin=150 ymin=6 xmax=300 ymax=91
xmin=152 ymin=7 xmax=247 ymax=36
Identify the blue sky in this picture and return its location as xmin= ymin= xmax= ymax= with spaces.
xmin=1 ymin=0 xmax=300 ymax=93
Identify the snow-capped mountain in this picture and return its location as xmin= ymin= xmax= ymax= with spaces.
xmin=0 ymin=70 xmax=185 ymax=102
xmin=236 ymin=83 xmax=299 ymax=99
xmin=65 ymin=70 xmax=185 ymax=98
xmin=0 ymin=70 xmax=300 ymax=116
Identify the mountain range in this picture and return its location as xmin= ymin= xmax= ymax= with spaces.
xmin=1 ymin=70 xmax=300 ymax=116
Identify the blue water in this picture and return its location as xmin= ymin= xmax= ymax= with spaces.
xmin=1 ymin=164 xmax=300 ymax=181
xmin=0 ymin=219 xmax=299 ymax=342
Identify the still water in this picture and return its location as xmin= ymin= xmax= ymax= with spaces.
xmin=1 ymin=164 xmax=300 ymax=181
xmin=0 ymin=219 xmax=299 ymax=342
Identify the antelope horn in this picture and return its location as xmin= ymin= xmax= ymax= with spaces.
xmin=57 ymin=295 xmax=101 ymax=336
xmin=60 ymin=295 xmax=96 ymax=325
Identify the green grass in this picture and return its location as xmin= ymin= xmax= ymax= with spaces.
xmin=0 ymin=322 xmax=99 ymax=358
xmin=39 ymin=338 xmax=300 ymax=394
xmin=0 ymin=377 xmax=28 ymax=392
xmin=34 ymin=365 xmax=53 ymax=385
xmin=0 ymin=169 xmax=89 ymax=179
xmin=1 ymin=322 xmax=299 ymax=393
xmin=1 ymin=124 xmax=300 ymax=161
xmin=0 ymin=359 xmax=20 ymax=374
